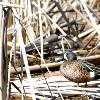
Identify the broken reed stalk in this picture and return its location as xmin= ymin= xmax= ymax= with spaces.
xmin=89 ymin=0 xmax=96 ymax=8
xmin=38 ymin=0 xmax=44 ymax=64
xmin=43 ymin=12 xmax=66 ymax=36
xmin=0 ymin=6 xmax=4 ymax=100
xmin=25 ymin=0 xmax=36 ymax=41
xmin=19 ymin=1 xmax=24 ymax=100
xmin=32 ymin=1 xmax=66 ymax=36
xmin=0 ymin=2 xmax=24 ymax=8
xmin=87 ymin=41 xmax=100 ymax=56
xmin=83 ymin=30 xmax=96 ymax=49
xmin=43 ymin=11 xmax=72 ymax=48
xmin=79 ymin=0 xmax=100 ymax=35
xmin=12 ymin=8 xmax=36 ymax=100
xmin=83 ymin=31 xmax=96 ymax=42
xmin=73 ymin=24 xmax=100 ymax=41
xmin=11 ymin=75 xmax=100 ymax=98
xmin=68 ymin=2 xmax=91 ymax=26
xmin=7 ymin=38 xmax=14 ymax=100
xmin=10 ymin=61 xmax=63 ymax=73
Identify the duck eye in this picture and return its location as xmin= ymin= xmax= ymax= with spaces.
xmin=65 ymin=53 xmax=69 ymax=56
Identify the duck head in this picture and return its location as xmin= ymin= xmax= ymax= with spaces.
xmin=63 ymin=51 xmax=77 ymax=61
xmin=57 ymin=51 xmax=77 ymax=61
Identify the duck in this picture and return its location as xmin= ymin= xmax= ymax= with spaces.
xmin=59 ymin=51 xmax=100 ymax=87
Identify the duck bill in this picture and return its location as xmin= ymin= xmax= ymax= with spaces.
xmin=56 ymin=56 xmax=64 ymax=62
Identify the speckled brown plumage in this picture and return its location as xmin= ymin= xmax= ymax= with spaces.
xmin=60 ymin=61 xmax=91 ymax=84
xmin=59 ymin=51 xmax=100 ymax=87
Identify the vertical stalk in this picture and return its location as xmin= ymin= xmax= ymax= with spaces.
xmin=0 ymin=6 xmax=8 ymax=100
xmin=38 ymin=0 xmax=44 ymax=63
xmin=0 ymin=6 xmax=3 ymax=100
xmin=12 ymin=8 xmax=36 ymax=100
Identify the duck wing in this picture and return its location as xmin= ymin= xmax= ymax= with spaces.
xmin=79 ymin=60 xmax=100 ymax=72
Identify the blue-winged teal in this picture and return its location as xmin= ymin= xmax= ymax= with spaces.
xmin=59 ymin=51 xmax=100 ymax=86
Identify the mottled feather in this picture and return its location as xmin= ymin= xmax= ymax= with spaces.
xmin=60 ymin=51 xmax=100 ymax=85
